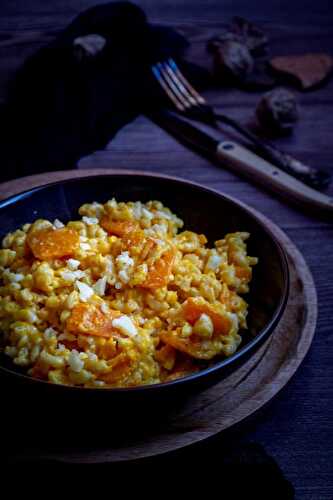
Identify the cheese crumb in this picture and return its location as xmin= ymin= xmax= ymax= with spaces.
xmin=67 ymin=258 xmax=80 ymax=270
xmin=60 ymin=270 xmax=86 ymax=282
xmin=118 ymin=269 xmax=130 ymax=284
xmin=154 ymin=210 xmax=172 ymax=220
xmin=53 ymin=219 xmax=65 ymax=228
xmin=100 ymin=302 xmax=109 ymax=314
xmin=132 ymin=201 xmax=143 ymax=219
xmin=112 ymin=315 xmax=137 ymax=337
xmin=76 ymin=281 xmax=94 ymax=301
xmin=11 ymin=273 xmax=24 ymax=282
xmin=206 ymin=253 xmax=222 ymax=271
xmin=94 ymin=276 xmax=107 ymax=296
xmin=82 ymin=216 xmax=99 ymax=225
xmin=68 ymin=349 xmax=84 ymax=372
xmin=142 ymin=207 xmax=154 ymax=220
xmin=116 ymin=251 xmax=134 ymax=267
xmin=193 ymin=313 xmax=214 ymax=338
xmin=80 ymin=242 xmax=91 ymax=251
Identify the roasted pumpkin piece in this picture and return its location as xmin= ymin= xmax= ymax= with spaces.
xmin=140 ymin=237 xmax=157 ymax=261
xmin=27 ymin=228 xmax=79 ymax=260
xmin=99 ymin=352 xmax=134 ymax=384
xmin=163 ymin=353 xmax=198 ymax=380
xmin=142 ymin=248 xmax=176 ymax=289
xmin=30 ymin=359 xmax=48 ymax=379
xmin=160 ymin=330 xmax=219 ymax=360
xmin=235 ymin=265 xmax=252 ymax=281
xmin=155 ymin=344 xmax=177 ymax=370
xmin=100 ymin=218 xmax=139 ymax=237
xmin=67 ymin=303 xmax=121 ymax=338
xmin=182 ymin=297 xmax=231 ymax=335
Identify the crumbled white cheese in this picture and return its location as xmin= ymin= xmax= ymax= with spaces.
xmin=11 ymin=273 xmax=24 ymax=282
xmin=67 ymin=258 xmax=80 ymax=270
xmin=82 ymin=216 xmax=99 ymax=225
xmin=53 ymin=219 xmax=65 ymax=228
xmin=76 ymin=281 xmax=94 ymax=301
xmin=57 ymin=343 xmax=66 ymax=352
xmin=115 ymin=282 xmax=122 ymax=290
xmin=100 ymin=302 xmax=109 ymax=314
xmin=80 ymin=242 xmax=91 ymax=251
xmin=94 ymin=276 xmax=107 ymax=296
xmin=68 ymin=349 xmax=84 ymax=372
xmin=105 ymin=256 xmax=114 ymax=274
xmin=154 ymin=210 xmax=172 ymax=220
xmin=116 ymin=251 xmax=134 ymax=267
xmin=112 ymin=315 xmax=137 ymax=337
xmin=60 ymin=270 xmax=86 ymax=282
xmin=229 ymin=312 xmax=239 ymax=329
xmin=206 ymin=253 xmax=223 ymax=271
xmin=94 ymin=380 xmax=106 ymax=387
xmin=193 ymin=313 xmax=214 ymax=337
xmin=118 ymin=269 xmax=130 ymax=284
xmin=108 ymin=198 xmax=117 ymax=209
xmin=90 ymin=202 xmax=104 ymax=218
xmin=132 ymin=201 xmax=143 ymax=219
xmin=141 ymin=207 xmax=154 ymax=220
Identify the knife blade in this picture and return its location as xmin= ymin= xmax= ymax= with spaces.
xmin=149 ymin=109 xmax=333 ymax=216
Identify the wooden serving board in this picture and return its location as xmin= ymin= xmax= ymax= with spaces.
xmin=0 ymin=170 xmax=317 ymax=464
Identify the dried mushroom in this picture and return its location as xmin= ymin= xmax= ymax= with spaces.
xmin=256 ymin=88 xmax=299 ymax=134
xmin=231 ymin=16 xmax=268 ymax=56
xmin=207 ymin=17 xmax=272 ymax=88
xmin=208 ymin=17 xmax=268 ymax=57
xmin=210 ymin=40 xmax=254 ymax=84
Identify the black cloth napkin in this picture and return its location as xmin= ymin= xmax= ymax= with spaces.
xmin=0 ymin=1 xmax=209 ymax=182
xmin=1 ymin=440 xmax=294 ymax=499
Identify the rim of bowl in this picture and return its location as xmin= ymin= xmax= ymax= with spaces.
xmin=0 ymin=172 xmax=290 ymax=393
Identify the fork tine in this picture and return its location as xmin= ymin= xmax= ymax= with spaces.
xmin=168 ymin=59 xmax=206 ymax=105
xmin=152 ymin=64 xmax=186 ymax=111
xmin=157 ymin=62 xmax=192 ymax=111
xmin=152 ymin=65 xmax=184 ymax=111
xmin=162 ymin=62 xmax=197 ymax=107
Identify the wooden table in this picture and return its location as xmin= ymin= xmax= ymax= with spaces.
xmin=0 ymin=1 xmax=332 ymax=498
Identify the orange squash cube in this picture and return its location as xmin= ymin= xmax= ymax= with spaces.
xmin=100 ymin=218 xmax=139 ymax=237
xmin=182 ymin=297 xmax=231 ymax=335
xmin=27 ymin=227 xmax=79 ymax=260
xmin=67 ymin=303 xmax=121 ymax=338
xmin=142 ymin=248 xmax=175 ymax=289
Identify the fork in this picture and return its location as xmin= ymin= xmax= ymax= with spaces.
xmin=152 ymin=58 xmax=331 ymax=190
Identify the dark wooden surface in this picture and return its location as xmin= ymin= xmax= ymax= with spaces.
xmin=0 ymin=1 xmax=332 ymax=498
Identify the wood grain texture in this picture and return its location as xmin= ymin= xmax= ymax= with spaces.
xmin=0 ymin=169 xmax=317 ymax=465
xmin=0 ymin=1 xmax=332 ymax=498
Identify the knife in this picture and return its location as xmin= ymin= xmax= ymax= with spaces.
xmin=149 ymin=109 xmax=333 ymax=216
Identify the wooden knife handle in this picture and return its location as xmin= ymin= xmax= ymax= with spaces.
xmin=217 ymin=141 xmax=333 ymax=215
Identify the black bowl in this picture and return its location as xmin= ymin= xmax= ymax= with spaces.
xmin=0 ymin=173 xmax=289 ymax=405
